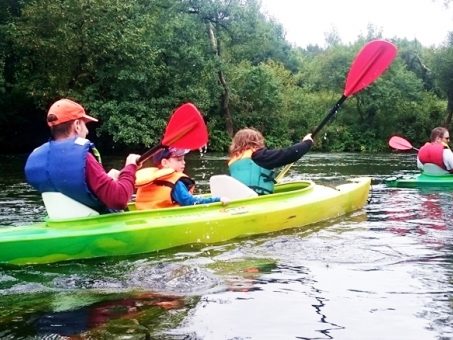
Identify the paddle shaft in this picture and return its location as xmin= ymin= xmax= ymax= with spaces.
xmin=137 ymin=144 xmax=163 ymax=165
xmin=312 ymin=95 xmax=347 ymax=138
xmin=275 ymin=40 xmax=397 ymax=183
xmin=408 ymin=145 xmax=419 ymax=151
xmin=274 ymin=96 xmax=347 ymax=182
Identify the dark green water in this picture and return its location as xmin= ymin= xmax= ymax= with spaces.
xmin=0 ymin=152 xmax=452 ymax=339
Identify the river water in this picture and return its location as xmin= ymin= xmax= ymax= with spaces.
xmin=0 ymin=152 xmax=452 ymax=339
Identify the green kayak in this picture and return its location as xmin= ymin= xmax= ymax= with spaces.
xmin=386 ymin=164 xmax=453 ymax=188
xmin=385 ymin=173 xmax=453 ymax=188
xmin=0 ymin=178 xmax=371 ymax=265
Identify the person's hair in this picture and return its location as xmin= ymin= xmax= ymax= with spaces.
xmin=48 ymin=116 xmax=76 ymax=139
xmin=430 ymin=127 xmax=448 ymax=142
xmin=229 ymin=128 xmax=265 ymax=157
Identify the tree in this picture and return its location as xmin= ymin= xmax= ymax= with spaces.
xmin=431 ymin=32 xmax=453 ymax=127
xmin=182 ymin=0 xmax=295 ymax=137
xmin=7 ymin=0 xmax=215 ymax=148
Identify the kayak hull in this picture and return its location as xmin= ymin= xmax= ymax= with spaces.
xmin=385 ymin=173 xmax=453 ymax=188
xmin=0 ymin=178 xmax=371 ymax=265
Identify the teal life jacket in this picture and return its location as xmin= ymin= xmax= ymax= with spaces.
xmin=228 ymin=149 xmax=275 ymax=195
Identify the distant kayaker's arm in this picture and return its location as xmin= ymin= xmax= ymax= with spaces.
xmin=416 ymin=157 xmax=424 ymax=170
xmin=85 ymin=153 xmax=137 ymax=210
xmin=443 ymin=149 xmax=453 ymax=171
xmin=252 ymin=140 xmax=313 ymax=169
xmin=171 ymin=180 xmax=220 ymax=206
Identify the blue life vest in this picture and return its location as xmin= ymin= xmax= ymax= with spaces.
xmin=228 ymin=150 xmax=275 ymax=195
xmin=24 ymin=137 xmax=104 ymax=211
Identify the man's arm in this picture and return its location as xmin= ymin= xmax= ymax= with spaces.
xmin=86 ymin=153 xmax=137 ymax=210
xmin=416 ymin=157 xmax=424 ymax=170
xmin=443 ymin=149 xmax=453 ymax=171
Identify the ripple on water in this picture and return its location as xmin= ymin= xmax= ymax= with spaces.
xmin=125 ymin=261 xmax=222 ymax=294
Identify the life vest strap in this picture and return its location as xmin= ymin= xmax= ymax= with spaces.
xmin=153 ymin=180 xmax=175 ymax=189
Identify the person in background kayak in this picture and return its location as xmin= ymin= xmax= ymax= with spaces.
xmin=135 ymin=147 xmax=228 ymax=209
xmin=25 ymin=98 xmax=141 ymax=212
xmin=417 ymin=126 xmax=453 ymax=173
xmin=228 ymin=128 xmax=313 ymax=195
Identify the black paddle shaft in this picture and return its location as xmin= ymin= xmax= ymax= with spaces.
xmin=312 ymin=95 xmax=348 ymax=138
xmin=137 ymin=143 xmax=164 ymax=165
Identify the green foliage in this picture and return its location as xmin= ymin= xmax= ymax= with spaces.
xmin=229 ymin=62 xmax=282 ymax=126
xmin=432 ymin=33 xmax=453 ymax=95
xmin=89 ymin=100 xmax=165 ymax=146
xmin=321 ymin=126 xmax=377 ymax=152
xmin=297 ymin=44 xmax=354 ymax=93
xmin=207 ymin=120 xmax=231 ymax=151
xmin=0 ymin=0 xmax=451 ymax=154
xmin=431 ymin=32 xmax=453 ymax=127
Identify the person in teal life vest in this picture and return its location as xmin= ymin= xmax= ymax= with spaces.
xmin=417 ymin=127 xmax=453 ymax=173
xmin=135 ymin=147 xmax=228 ymax=210
xmin=24 ymin=98 xmax=141 ymax=212
xmin=228 ymin=128 xmax=313 ymax=195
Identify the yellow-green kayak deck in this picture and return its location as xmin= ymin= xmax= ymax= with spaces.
xmin=0 ymin=178 xmax=371 ymax=265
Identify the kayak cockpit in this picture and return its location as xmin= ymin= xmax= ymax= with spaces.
xmin=42 ymin=180 xmax=315 ymax=224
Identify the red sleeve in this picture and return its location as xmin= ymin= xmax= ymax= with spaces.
xmin=85 ymin=153 xmax=137 ymax=210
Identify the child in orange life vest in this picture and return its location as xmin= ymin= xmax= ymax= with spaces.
xmin=135 ymin=148 xmax=228 ymax=210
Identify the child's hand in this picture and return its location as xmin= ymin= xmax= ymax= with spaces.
xmin=220 ymin=197 xmax=230 ymax=205
xmin=302 ymin=133 xmax=313 ymax=143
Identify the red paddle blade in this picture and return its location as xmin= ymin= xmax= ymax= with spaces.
xmin=388 ymin=136 xmax=414 ymax=150
xmin=344 ymin=40 xmax=397 ymax=97
xmin=161 ymin=103 xmax=208 ymax=149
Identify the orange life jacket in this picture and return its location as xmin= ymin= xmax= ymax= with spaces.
xmin=135 ymin=167 xmax=194 ymax=210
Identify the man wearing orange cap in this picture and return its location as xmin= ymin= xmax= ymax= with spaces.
xmin=25 ymin=98 xmax=141 ymax=212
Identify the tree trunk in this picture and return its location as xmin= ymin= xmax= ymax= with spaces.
xmin=207 ymin=22 xmax=234 ymax=137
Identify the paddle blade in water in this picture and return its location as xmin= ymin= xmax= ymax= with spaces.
xmin=344 ymin=40 xmax=397 ymax=97
xmin=388 ymin=136 xmax=414 ymax=150
xmin=161 ymin=103 xmax=208 ymax=150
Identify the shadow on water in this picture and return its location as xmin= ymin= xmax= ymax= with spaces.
xmin=0 ymin=152 xmax=452 ymax=339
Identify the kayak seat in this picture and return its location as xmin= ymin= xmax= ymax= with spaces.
xmin=210 ymin=175 xmax=258 ymax=200
xmin=42 ymin=192 xmax=99 ymax=219
xmin=422 ymin=163 xmax=450 ymax=176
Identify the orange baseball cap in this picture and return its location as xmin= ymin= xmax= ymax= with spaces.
xmin=47 ymin=99 xmax=98 ymax=127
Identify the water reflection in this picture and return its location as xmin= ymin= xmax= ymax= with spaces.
xmin=0 ymin=153 xmax=452 ymax=339
xmin=0 ymin=290 xmax=189 ymax=338
xmin=31 ymin=292 xmax=185 ymax=337
xmin=383 ymin=187 xmax=451 ymax=246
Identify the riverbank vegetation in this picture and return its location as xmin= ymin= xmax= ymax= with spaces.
xmin=1 ymin=0 xmax=452 ymax=153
